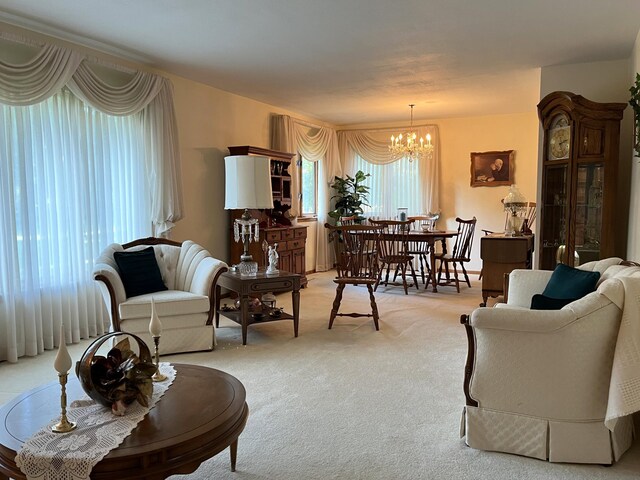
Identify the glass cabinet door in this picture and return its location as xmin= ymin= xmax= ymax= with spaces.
xmin=574 ymin=163 xmax=603 ymax=264
xmin=541 ymin=164 xmax=568 ymax=269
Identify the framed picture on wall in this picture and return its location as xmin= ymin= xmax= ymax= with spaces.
xmin=470 ymin=150 xmax=514 ymax=187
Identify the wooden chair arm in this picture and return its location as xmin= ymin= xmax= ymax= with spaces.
xmin=460 ymin=314 xmax=479 ymax=407
xmin=94 ymin=273 xmax=122 ymax=331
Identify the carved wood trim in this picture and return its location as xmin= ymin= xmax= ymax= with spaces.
xmin=460 ymin=314 xmax=479 ymax=407
xmin=122 ymin=236 xmax=182 ymax=249
xmin=207 ymin=266 xmax=229 ymax=326
xmin=94 ymin=273 xmax=122 ymax=331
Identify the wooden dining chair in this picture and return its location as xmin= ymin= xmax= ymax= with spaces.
xmin=368 ymin=219 xmax=418 ymax=295
xmin=436 ymin=217 xmax=477 ymax=292
xmin=325 ymin=224 xmax=382 ymax=330
xmin=407 ymin=216 xmax=434 ymax=287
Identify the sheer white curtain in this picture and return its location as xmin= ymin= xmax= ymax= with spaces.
xmin=272 ymin=115 xmax=342 ymax=272
xmin=337 ymin=126 xmax=440 ymax=217
xmin=0 ymin=33 xmax=183 ymax=362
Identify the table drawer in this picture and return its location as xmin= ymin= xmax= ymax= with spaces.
xmin=282 ymin=229 xmax=295 ymax=240
xmin=294 ymin=227 xmax=307 ymax=239
xmin=250 ymin=279 xmax=294 ymax=293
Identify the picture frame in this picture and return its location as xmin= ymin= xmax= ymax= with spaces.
xmin=470 ymin=150 xmax=514 ymax=187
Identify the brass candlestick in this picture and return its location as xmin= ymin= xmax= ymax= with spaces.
xmin=151 ymin=336 xmax=167 ymax=382
xmin=52 ymin=323 xmax=76 ymax=433
xmin=52 ymin=372 xmax=76 ymax=433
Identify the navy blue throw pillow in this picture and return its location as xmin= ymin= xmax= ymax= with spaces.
xmin=113 ymin=247 xmax=167 ymax=298
xmin=530 ymin=294 xmax=578 ymax=310
xmin=541 ymin=263 xmax=600 ymax=300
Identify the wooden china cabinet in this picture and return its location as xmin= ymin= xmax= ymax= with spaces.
xmin=537 ymin=92 xmax=626 ymax=269
xmin=227 ymin=146 xmax=307 ymax=286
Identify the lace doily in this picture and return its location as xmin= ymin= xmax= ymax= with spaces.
xmin=15 ymin=362 xmax=176 ymax=480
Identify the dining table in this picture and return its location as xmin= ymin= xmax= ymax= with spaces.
xmin=376 ymin=228 xmax=458 ymax=292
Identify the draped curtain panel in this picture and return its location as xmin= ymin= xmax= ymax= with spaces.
xmin=0 ymin=33 xmax=183 ymax=362
xmin=337 ymin=126 xmax=440 ymax=215
xmin=272 ymin=115 xmax=342 ymax=272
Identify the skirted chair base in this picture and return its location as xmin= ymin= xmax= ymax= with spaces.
xmin=461 ymin=406 xmax=634 ymax=464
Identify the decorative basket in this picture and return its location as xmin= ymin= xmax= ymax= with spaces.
xmin=75 ymin=331 xmax=154 ymax=408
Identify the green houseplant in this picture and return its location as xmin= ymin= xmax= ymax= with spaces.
xmin=328 ymin=170 xmax=371 ymax=223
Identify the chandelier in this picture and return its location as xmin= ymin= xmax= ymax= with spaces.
xmin=389 ymin=104 xmax=433 ymax=162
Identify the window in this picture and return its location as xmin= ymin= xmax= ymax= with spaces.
xmin=300 ymin=156 xmax=317 ymax=217
xmin=0 ymin=89 xmax=151 ymax=361
xmin=354 ymin=154 xmax=424 ymax=219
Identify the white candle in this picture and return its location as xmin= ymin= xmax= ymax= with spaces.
xmin=54 ymin=323 xmax=72 ymax=374
xmin=149 ymin=298 xmax=162 ymax=337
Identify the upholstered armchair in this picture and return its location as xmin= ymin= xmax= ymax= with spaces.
xmin=93 ymin=237 xmax=228 ymax=354
xmin=461 ymin=258 xmax=640 ymax=464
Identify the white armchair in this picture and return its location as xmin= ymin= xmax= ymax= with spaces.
xmin=461 ymin=258 xmax=640 ymax=464
xmin=93 ymin=237 xmax=228 ymax=354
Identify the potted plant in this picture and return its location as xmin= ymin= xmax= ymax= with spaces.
xmin=328 ymin=170 xmax=371 ymax=223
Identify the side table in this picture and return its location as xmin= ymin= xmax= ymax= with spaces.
xmin=216 ymin=270 xmax=301 ymax=345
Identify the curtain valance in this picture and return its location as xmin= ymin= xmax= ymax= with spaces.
xmin=338 ymin=125 xmax=440 ymax=214
xmin=0 ymin=35 xmax=183 ymax=235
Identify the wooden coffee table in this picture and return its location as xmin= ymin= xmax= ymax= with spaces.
xmin=0 ymin=364 xmax=248 ymax=480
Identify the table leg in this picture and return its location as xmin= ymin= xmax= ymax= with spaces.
xmin=230 ymin=439 xmax=238 ymax=472
xmin=429 ymin=241 xmax=438 ymax=293
xmin=240 ymin=294 xmax=249 ymax=345
xmin=292 ymin=287 xmax=300 ymax=337
xmin=215 ymin=284 xmax=221 ymax=328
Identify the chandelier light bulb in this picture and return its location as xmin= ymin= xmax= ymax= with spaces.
xmin=388 ymin=104 xmax=434 ymax=162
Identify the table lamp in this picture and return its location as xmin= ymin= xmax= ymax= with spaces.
xmin=503 ymin=184 xmax=527 ymax=236
xmin=225 ymin=155 xmax=274 ymax=273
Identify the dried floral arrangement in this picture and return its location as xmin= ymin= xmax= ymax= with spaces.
xmin=78 ymin=336 xmax=156 ymax=416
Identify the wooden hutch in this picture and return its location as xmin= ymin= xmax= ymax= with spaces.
xmin=227 ymin=146 xmax=307 ymax=286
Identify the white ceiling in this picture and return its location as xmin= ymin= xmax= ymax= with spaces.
xmin=1 ymin=0 xmax=639 ymax=125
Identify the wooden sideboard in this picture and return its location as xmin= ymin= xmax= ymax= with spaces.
xmin=480 ymin=233 xmax=534 ymax=306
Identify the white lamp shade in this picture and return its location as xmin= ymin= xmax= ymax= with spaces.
xmin=224 ymin=155 xmax=274 ymax=210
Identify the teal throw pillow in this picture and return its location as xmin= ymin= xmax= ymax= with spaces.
xmin=541 ymin=263 xmax=600 ymax=300
xmin=114 ymin=246 xmax=168 ymax=298
xmin=530 ymin=294 xmax=578 ymax=310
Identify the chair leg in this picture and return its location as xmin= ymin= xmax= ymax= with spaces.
xmin=374 ymin=265 xmax=384 ymax=291
xmin=367 ymin=284 xmax=380 ymax=331
xmin=461 ymin=263 xmax=472 ymax=288
xmin=409 ymin=261 xmax=420 ymax=291
xmin=398 ymin=263 xmax=408 ymax=295
xmin=452 ymin=262 xmax=461 ymax=293
xmin=329 ymin=284 xmax=345 ymax=329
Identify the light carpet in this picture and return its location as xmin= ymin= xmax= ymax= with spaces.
xmin=1 ymin=271 xmax=639 ymax=479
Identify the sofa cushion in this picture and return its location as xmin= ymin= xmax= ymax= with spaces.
xmin=530 ymin=294 xmax=578 ymax=310
xmin=114 ymin=246 xmax=168 ymax=298
xmin=119 ymin=290 xmax=210 ymax=320
xmin=542 ymin=263 xmax=600 ymax=300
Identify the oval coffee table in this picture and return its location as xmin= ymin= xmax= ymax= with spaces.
xmin=0 ymin=363 xmax=248 ymax=480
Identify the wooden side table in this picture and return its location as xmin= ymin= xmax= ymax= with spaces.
xmin=216 ymin=270 xmax=301 ymax=345
xmin=480 ymin=233 xmax=534 ymax=306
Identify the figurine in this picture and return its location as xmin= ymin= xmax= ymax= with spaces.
xmin=266 ymin=243 xmax=279 ymax=275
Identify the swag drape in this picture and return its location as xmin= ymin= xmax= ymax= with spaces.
xmin=0 ymin=33 xmax=183 ymax=362
xmin=272 ymin=115 xmax=342 ymax=272
xmin=0 ymin=35 xmax=183 ymax=233
xmin=337 ymin=126 xmax=440 ymax=215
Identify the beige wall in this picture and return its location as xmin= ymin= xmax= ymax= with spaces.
xmin=150 ymin=74 xmax=327 ymax=264
xmin=437 ymin=112 xmax=540 ymax=272
xmin=539 ymin=58 xmax=635 ymax=262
